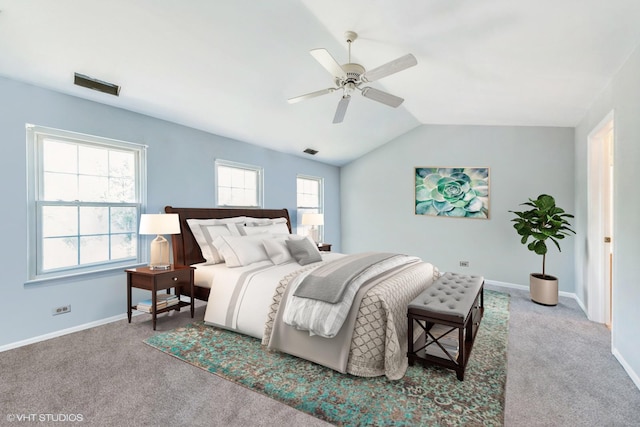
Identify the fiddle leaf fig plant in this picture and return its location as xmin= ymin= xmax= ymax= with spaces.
xmin=510 ymin=194 xmax=575 ymax=278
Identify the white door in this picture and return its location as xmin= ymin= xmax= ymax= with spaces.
xmin=587 ymin=112 xmax=614 ymax=326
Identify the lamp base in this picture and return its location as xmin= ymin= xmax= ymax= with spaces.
xmin=308 ymin=226 xmax=319 ymax=244
xmin=149 ymin=235 xmax=171 ymax=270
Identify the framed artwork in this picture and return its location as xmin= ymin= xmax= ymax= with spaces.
xmin=415 ymin=167 xmax=490 ymax=219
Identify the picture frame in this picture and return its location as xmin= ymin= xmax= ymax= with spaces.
xmin=415 ymin=167 xmax=490 ymax=219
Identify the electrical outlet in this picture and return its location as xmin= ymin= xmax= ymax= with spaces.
xmin=459 ymin=261 xmax=469 ymax=267
xmin=52 ymin=305 xmax=71 ymax=316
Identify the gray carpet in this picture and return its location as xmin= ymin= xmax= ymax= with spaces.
xmin=1 ymin=286 xmax=639 ymax=426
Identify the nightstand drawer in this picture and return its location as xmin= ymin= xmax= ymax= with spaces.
xmin=155 ymin=269 xmax=191 ymax=288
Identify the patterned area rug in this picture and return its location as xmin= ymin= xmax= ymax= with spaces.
xmin=145 ymin=290 xmax=509 ymax=426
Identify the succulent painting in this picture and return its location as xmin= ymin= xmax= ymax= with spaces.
xmin=415 ymin=167 xmax=489 ymax=218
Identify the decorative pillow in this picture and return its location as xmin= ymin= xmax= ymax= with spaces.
xmin=186 ymin=218 xmax=244 ymax=264
xmin=286 ymin=236 xmax=322 ymax=265
xmin=239 ymin=217 xmax=289 ymax=236
xmin=262 ymin=237 xmax=293 ymax=265
xmin=212 ymin=235 xmax=272 ymax=268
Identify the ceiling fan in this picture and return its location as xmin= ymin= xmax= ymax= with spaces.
xmin=288 ymin=31 xmax=417 ymax=124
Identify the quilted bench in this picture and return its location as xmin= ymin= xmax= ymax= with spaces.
xmin=407 ymin=272 xmax=484 ymax=380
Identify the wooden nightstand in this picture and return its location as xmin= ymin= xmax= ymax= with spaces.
xmin=317 ymin=243 xmax=332 ymax=252
xmin=126 ymin=265 xmax=195 ymax=330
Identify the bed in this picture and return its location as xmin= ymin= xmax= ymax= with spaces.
xmin=165 ymin=206 xmax=439 ymax=380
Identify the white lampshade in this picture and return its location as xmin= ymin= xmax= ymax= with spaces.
xmin=302 ymin=213 xmax=324 ymax=226
xmin=139 ymin=213 xmax=180 ymax=235
xmin=139 ymin=214 xmax=180 ymax=270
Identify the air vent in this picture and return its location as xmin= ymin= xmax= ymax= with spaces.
xmin=303 ymin=148 xmax=318 ymax=155
xmin=74 ymin=73 xmax=120 ymax=96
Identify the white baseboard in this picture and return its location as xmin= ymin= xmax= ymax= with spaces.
xmin=612 ymin=346 xmax=640 ymax=391
xmin=485 ymin=279 xmax=588 ymax=316
xmin=0 ymin=312 xmax=141 ymax=353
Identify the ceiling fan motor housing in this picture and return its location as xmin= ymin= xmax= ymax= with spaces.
xmin=336 ymin=63 xmax=365 ymax=88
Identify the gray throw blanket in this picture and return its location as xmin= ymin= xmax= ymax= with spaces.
xmin=292 ymin=252 xmax=399 ymax=303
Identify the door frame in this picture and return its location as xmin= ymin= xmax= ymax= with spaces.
xmin=586 ymin=110 xmax=614 ymax=325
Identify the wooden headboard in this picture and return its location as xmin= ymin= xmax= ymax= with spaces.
xmin=164 ymin=206 xmax=292 ymax=267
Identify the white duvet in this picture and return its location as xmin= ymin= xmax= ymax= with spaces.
xmin=198 ymin=253 xmax=344 ymax=339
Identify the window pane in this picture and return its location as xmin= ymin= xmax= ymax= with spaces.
xmin=218 ymin=167 xmax=231 ymax=187
xmin=218 ymin=187 xmax=231 ymax=206
xmin=111 ymin=207 xmax=137 ymax=233
xmin=109 ymin=150 xmax=134 ymax=178
xmin=111 ymin=233 xmax=136 ymax=259
xmin=80 ymin=206 xmax=109 ymax=235
xmin=78 ymin=145 xmax=108 ymax=176
xmin=80 ymin=235 xmax=109 ymax=264
xmin=231 ymin=168 xmax=244 ymax=187
xmin=42 ymin=206 xmax=78 ymax=238
xmin=43 ymin=140 xmax=77 ymax=174
xmin=109 ymin=177 xmax=135 ymax=202
xmin=43 ymin=172 xmax=78 ymax=201
xmin=42 ymin=237 xmax=78 ymax=270
xmin=244 ymin=170 xmax=257 ymax=189
xmin=79 ymin=175 xmax=109 ymax=201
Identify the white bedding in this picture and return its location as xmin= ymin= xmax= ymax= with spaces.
xmin=198 ymin=253 xmax=344 ymax=339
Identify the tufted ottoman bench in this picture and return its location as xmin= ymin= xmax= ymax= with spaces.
xmin=407 ymin=272 xmax=484 ymax=380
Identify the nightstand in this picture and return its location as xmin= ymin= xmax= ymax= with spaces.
xmin=126 ymin=265 xmax=195 ymax=330
xmin=317 ymin=243 xmax=332 ymax=252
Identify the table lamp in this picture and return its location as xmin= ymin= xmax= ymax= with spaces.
xmin=302 ymin=213 xmax=324 ymax=244
xmin=139 ymin=213 xmax=180 ymax=270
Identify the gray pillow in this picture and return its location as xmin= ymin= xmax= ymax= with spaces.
xmin=286 ymin=238 xmax=322 ymax=265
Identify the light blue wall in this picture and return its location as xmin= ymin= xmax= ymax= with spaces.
xmin=575 ymin=41 xmax=640 ymax=385
xmin=340 ymin=125 xmax=575 ymax=289
xmin=0 ymin=76 xmax=340 ymax=347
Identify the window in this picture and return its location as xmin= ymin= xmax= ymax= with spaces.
xmin=296 ymin=175 xmax=323 ymax=240
xmin=27 ymin=124 xmax=147 ymax=281
xmin=215 ymin=159 xmax=263 ymax=208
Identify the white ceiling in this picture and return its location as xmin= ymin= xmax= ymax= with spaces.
xmin=1 ymin=0 xmax=640 ymax=166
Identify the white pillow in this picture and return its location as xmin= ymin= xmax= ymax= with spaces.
xmin=186 ymin=218 xmax=244 ymax=264
xmin=212 ymin=235 xmax=272 ymax=267
xmin=239 ymin=217 xmax=289 ymax=236
xmin=241 ymin=224 xmax=289 ymax=236
xmin=262 ymin=237 xmax=293 ymax=265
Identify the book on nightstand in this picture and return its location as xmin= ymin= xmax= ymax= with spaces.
xmin=136 ymin=294 xmax=179 ymax=312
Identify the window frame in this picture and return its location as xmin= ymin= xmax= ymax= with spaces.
xmin=26 ymin=124 xmax=147 ymax=283
xmin=214 ymin=159 xmax=264 ymax=208
xmin=296 ymin=174 xmax=324 ymax=241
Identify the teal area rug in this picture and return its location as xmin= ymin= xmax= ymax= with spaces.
xmin=145 ymin=290 xmax=509 ymax=426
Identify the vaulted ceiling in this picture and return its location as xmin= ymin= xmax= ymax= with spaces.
xmin=1 ymin=0 xmax=640 ymax=165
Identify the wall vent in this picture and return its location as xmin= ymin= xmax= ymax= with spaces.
xmin=74 ymin=73 xmax=120 ymax=96
xmin=303 ymin=148 xmax=318 ymax=155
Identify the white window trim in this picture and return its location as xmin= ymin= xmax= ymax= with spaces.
xmin=215 ymin=159 xmax=264 ymax=208
xmin=25 ymin=124 xmax=148 ymax=284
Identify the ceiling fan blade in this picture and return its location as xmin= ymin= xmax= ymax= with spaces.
xmin=332 ymin=95 xmax=351 ymax=124
xmin=362 ymin=53 xmax=417 ymax=82
xmin=361 ymin=87 xmax=404 ymax=108
xmin=287 ymin=88 xmax=335 ymax=104
xmin=310 ymin=48 xmax=347 ymax=80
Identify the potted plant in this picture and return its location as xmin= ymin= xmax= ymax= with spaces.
xmin=510 ymin=194 xmax=575 ymax=305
